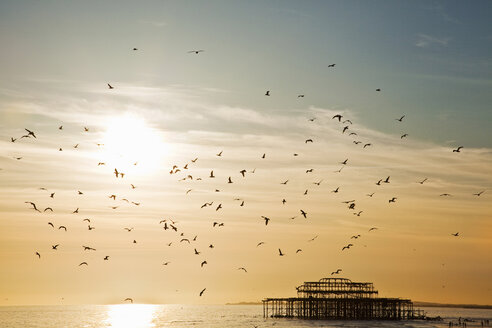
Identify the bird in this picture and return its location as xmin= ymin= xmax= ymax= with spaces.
xmin=209 ymin=170 xmax=215 ymax=178
xmin=396 ymin=115 xmax=405 ymax=122
xmin=78 ymin=262 xmax=88 ymax=266
xmin=131 ymin=184 xmax=136 ymax=189
xmin=305 ymin=139 xmax=313 ymax=143
xmin=401 ymin=134 xmax=408 ymax=139
xmin=331 ymin=269 xmax=342 ymax=275
xmin=77 ymin=190 xmax=83 ymax=195
xmin=262 ymin=153 xmax=266 ymax=159
xmin=87 ymin=224 xmax=95 ymax=231
xmin=281 ymin=180 xmax=289 ymax=185
xmin=384 ymin=176 xmax=390 ymax=183
xmin=349 ymin=132 xmax=357 ymax=136
xmin=376 ymin=88 xmax=381 ymax=92
xmin=440 ymin=193 xmax=452 ymax=197
xmin=332 ymin=187 xmax=339 ymax=193
xmin=342 ymin=126 xmax=349 ymax=133
xmin=48 ymin=222 xmax=54 ymax=228
xmin=188 ymin=50 xmax=204 ymax=54
xmin=83 ymin=218 xmax=91 ymax=223
xmin=298 ymin=94 xmax=305 ymax=98
xmin=363 ymin=143 xmax=372 ymax=148
xmin=256 ymin=242 xmax=265 ymax=247
xmin=418 ymin=178 xmax=428 ymax=185
xmin=107 ymin=83 xmax=114 ymax=89
xmin=265 ymin=90 xmax=270 ymax=96
xmin=228 ymin=177 xmax=233 ymax=184
xmin=351 ymin=235 xmax=361 ymax=239
xmin=104 ymin=256 xmax=109 ymax=261
xmin=303 ymin=189 xmax=308 ymax=195
xmin=342 ymin=244 xmax=353 ymax=251
xmin=238 ymin=267 xmax=248 ymax=273
xmin=24 ymin=128 xmax=36 ymax=138
xmin=261 ymin=216 xmax=270 ymax=225
xmin=368 ymin=227 xmax=378 ymax=232
xmin=73 ymin=144 xmax=79 ymax=148
xmin=82 ymin=246 xmax=96 ymax=251
xmin=25 ymin=202 xmax=41 ymax=212
xmin=58 ymin=226 xmax=67 ymax=231
xmin=328 ymin=64 xmax=336 ymax=67
xmin=389 ymin=197 xmax=397 ymax=203
xmin=10 ymin=137 xmax=16 ymax=142
xmin=186 ymin=189 xmax=192 ymax=195
xmin=376 ymin=179 xmax=382 ymax=186
xmin=453 ymin=146 xmax=463 ymax=153
xmin=194 ymin=248 xmax=200 ymax=255
xmin=216 ymin=204 xmax=222 ymax=211
xmin=306 ymin=169 xmax=313 ymax=173
xmin=313 ymin=180 xmax=323 ymax=186
xmin=473 ymin=191 xmax=485 ymax=196
xmin=201 ymin=261 xmax=207 ymax=267
xmin=353 ymin=141 xmax=361 ymax=145
xmin=35 ymin=252 xmax=41 ymax=259
xmin=451 ymin=232 xmax=459 ymax=237
xmin=52 ymin=244 xmax=59 ymax=250
xmin=240 ymin=169 xmax=246 ymax=177
xmin=132 ymin=47 xmax=138 ymax=51
xmin=199 ymin=288 xmax=206 ymax=296
xmin=300 ymin=209 xmax=307 ymax=218
xmin=180 ymin=239 xmax=190 ymax=243
xmin=332 ymin=114 xmax=342 ymax=122
xmin=278 ymin=249 xmax=284 ymax=256
xmin=124 ymin=227 xmax=133 ymax=232
xmin=366 ymin=192 xmax=375 ymax=197
xmin=72 ymin=208 xmax=79 ymax=214
xmin=308 ymin=235 xmax=318 ymax=242
xmin=124 ymin=298 xmax=133 ymax=303
xmin=354 ymin=211 xmax=363 ymax=216
xmin=343 ymin=119 xmax=353 ymax=124
xmin=296 ymin=249 xmax=302 ymax=253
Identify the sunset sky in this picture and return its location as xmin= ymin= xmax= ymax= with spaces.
xmin=0 ymin=0 xmax=491 ymax=306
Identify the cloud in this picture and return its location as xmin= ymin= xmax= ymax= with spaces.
xmin=415 ymin=34 xmax=451 ymax=48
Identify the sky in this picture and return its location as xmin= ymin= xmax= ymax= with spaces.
xmin=0 ymin=0 xmax=491 ymax=306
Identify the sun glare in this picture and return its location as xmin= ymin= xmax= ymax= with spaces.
xmin=106 ymin=304 xmax=157 ymax=328
xmin=102 ymin=114 xmax=165 ymax=175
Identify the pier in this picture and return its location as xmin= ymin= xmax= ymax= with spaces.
xmin=263 ymin=277 xmax=425 ymax=320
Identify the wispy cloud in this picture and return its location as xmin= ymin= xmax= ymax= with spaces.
xmin=415 ymin=34 xmax=451 ymax=48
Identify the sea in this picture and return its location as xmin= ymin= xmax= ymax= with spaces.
xmin=0 ymin=304 xmax=491 ymax=328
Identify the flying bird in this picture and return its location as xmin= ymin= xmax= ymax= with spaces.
xmin=331 ymin=269 xmax=342 ymax=275
xmin=124 ymin=298 xmax=133 ymax=303
xmin=265 ymin=90 xmax=270 ymax=96
xmin=238 ymin=267 xmax=248 ymax=273
xmin=35 ymin=252 xmax=41 ymax=259
xmin=300 ymin=210 xmax=307 ymax=218
xmin=188 ymin=50 xmax=204 ymax=54
xmin=296 ymin=249 xmax=302 ymax=253
xmin=278 ymin=249 xmax=284 ymax=256
xmin=388 ymin=197 xmax=397 ymax=203
xmin=418 ymin=178 xmax=428 ymax=185
xmin=78 ymin=262 xmax=88 ymax=266
xmin=332 ymin=114 xmax=342 ymax=122
xmin=473 ymin=191 xmax=485 ymax=196
xmin=107 ymin=83 xmax=114 ymax=89
xmin=261 ymin=216 xmax=270 ymax=225
xmin=328 ymin=64 xmax=336 ymax=67
xmin=401 ymin=134 xmax=408 ymax=139
xmin=256 ymin=242 xmax=265 ymax=247
xmin=25 ymin=202 xmax=41 ymax=212
xmin=452 ymin=146 xmax=463 ymax=153
xmin=305 ymin=139 xmax=313 ymax=143
xmin=201 ymin=261 xmax=207 ymax=267
xmin=52 ymin=244 xmax=59 ymax=250
xmin=396 ymin=115 xmax=405 ymax=122
xmin=451 ymin=232 xmax=459 ymax=237
xmin=199 ymin=288 xmax=206 ymax=296
xmin=342 ymin=244 xmax=353 ymax=251
xmin=24 ymin=128 xmax=36 ymax=138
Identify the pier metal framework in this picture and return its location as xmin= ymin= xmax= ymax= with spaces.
xmin=263 ymin=278 xmax=425 ymax=320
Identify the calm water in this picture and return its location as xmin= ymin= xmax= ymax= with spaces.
xmin=0 ymin=305 xmax=491 ymax=328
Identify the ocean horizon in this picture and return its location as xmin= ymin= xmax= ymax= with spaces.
xmin=0 ymin=304 xmax=491 ymax=328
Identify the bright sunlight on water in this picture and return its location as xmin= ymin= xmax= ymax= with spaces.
xmin=106 ymin=304 xmax=158 ymax=328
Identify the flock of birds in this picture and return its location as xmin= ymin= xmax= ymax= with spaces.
xmin=5 ymin=47 xmax=487 ymax=304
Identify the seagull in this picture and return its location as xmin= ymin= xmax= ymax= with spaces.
xmin=265 ymin=90 xmax=270 ymax=96
xmin=278 ymin=249 xmax=284 ymax=256
xmin=376 ymin=88 xmax=381 ymax=92
xmin=79 ymin=262 xmax=88 ymax=266
xmin=262 ymin=153 xmax=266 ymax=159
xmin=104 ymin=256 xmax=109 ymax=260
xmin=72 ymin=208 xmax=79 ymax=214
xmin=368 ymin=227 xmax=378 ymax=232
xmin=25 ymin=202 xmax=41 ymax=212
xmin=308 ymin=235 xmax=318 ymax=242
xmin=228 ymin=177 xmax=233 ymax=184
xmin=389 ymin=197 xmax=397 ymax=203
xmin=401 ymin=134 xmax=408 ymax=139
xmin=332 ymin=187 xmax=339 ymax=193
xmin=418 ymin=178 xmax=428 ymax=185
xmin=306 ymin=169 xmax=313 ymax=173
xmin=473 ymin=191 xmax=485 ymax=196
xmin=240 ymin=169 xmax=246 ymax=177
xmin=351 ymin=235 xmax=361 ymax=239
xmin=342 ymin=126 xmax=349 ymax=133
xmin=107 ymin=83 xmax=114 ymax=89
xmin=332 ymin=114 xmax=342 ymax=122
xmin=343 ymin=120 xmax=353 ymax=124
xmin=256 ymin=242 xmax=265 ymax=247
xmin=201 ymin=261 xmax=207 ymax=267
xmin=124 ymin=298 xmax=133 ymax=303
xmin=209 ymin=170 xmax=215 ymax=178
xmin=396 ymin=115 xmax=405 ymax=122
xmin=452 ymin=146 xmax=463 ymax=153
xmin=305 ymin=139 xmax=313 ymax=143
xmin=261 ymin=216 xmax=270 ymax=225
xmin=194 ymin=248 xmax=200 ymax=255
xmin=48 ymin=222 xmax=54 ymax=228
xmin=199 ymin=288 xmax=206 ymax=296
xmin=52 ymin=244 xmax=59 ymax=250
xmin=124 ymin=227 xmax=133 ymax=232
xmin=363 ymin=143 xmax=372 ymax=148
xmin=384 ymin=176 xmax=390 ymax=183
xmin=440 ymin=193 xmax=452 ymax=197
xmin=300 ymin=210 xmax=307 ymax=218
xmin=10 ymin=137 xmax=16 ymax=142
xmin=44 ymin=207 xmax=53 ymax=212
xmin=313 ymin=180 xmax=323 ymax=186
xmin=328 ymin=64 xmax=336 ymax=67
xmin=296 ymin=249 xmax=302 ymax=253
xmin=180 ymin=239 xmax=190 ymax=243
xmin=238 ymin=267 xmax=248 ymax=273
xmin=35 ymin=252 xmax=41 ymax=258
xmin=83 ymin=246 xmax=96 ymax=251
xmin=281 ymin=180 xmax=289 ymax=185
xmin=451 ymin=232 xmax=459 ymax=237
xmin=331 ymin=269 xmax=342 ymax=275
xmin=188 ymin=50 xmax=204 ymax=54
xmin=24 ymin=128 xmax=36 ymax=138
xmin=50 ymin=192 xmax=55 ymax=198
xmin=298 ymin=94 xmax=305 ymax=98
xmin=58 ymin=226 xmax=67 ymax=231
xmin=304 ymin=189 xmax=308 ymax=195
xmin=216 ymin=203 xmax=222 ymax=211
xmin=366 ymin=192 xmax=375 ymax=197
xmin=342 ymin=244 xmax=353 ymax=251
xmin=354 ymin=211 xmax=363 ymax=216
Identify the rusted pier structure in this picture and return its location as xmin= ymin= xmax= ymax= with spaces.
xmin=263 ymin=278 xmax=425 ymax=320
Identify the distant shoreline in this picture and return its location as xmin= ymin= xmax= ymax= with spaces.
xmin=226 ymin=301 xmax=492 ymax=310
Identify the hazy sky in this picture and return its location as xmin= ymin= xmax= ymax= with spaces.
xmin=0 ymin=1 xmax=491 ymax=306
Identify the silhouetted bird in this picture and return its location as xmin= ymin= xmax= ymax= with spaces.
xmin=452 ymin=146 xmax=463 ymax=153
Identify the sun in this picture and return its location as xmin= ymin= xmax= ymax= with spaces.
xmin=101 ymin=114 xmax=165 ymax=175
